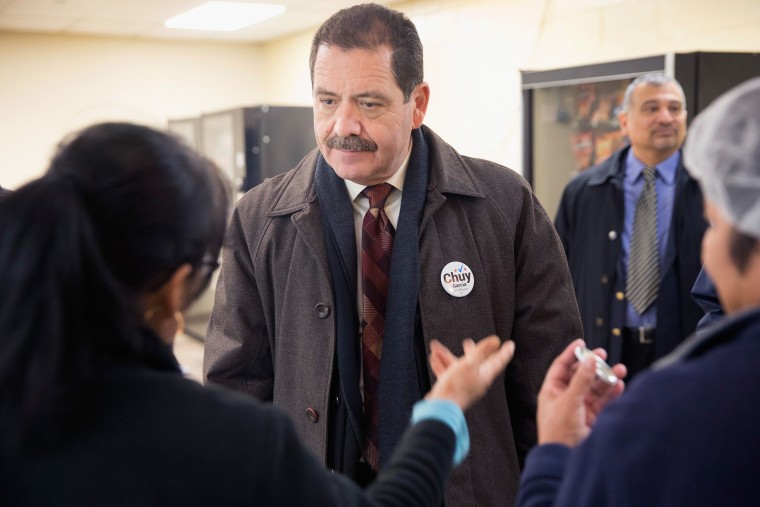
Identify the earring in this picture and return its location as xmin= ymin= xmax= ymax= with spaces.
xmin=174 ymin=311 xmax=185 ymax=338
xmin=144 ymin=306 xmax=160 ymax=323
xmin=144 ymin=307 xmax=183 ymax=343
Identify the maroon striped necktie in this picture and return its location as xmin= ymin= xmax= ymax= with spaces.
xmin=360 ymin=182 xmax=395 ymax=471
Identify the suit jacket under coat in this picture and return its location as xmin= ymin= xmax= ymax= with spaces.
xmin=554 ymin=146 xmax=707 ymax=364
xmin=204 ymin=125 xmax=581 ymax=506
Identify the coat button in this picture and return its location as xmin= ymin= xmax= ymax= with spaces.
xmin=612 ymin=328 xmax=622 ymax=337
xmin=306 ymin=407 xmax=319 ymax=423
xmin=314 ymin=303 xmax=330 ymax=318
xmin=600 ymin=275 xmax=609 ymax=285
xmin=615 ymin=291 xmax=625 ymax=301
xmin=333 ymin=395 xmax=341 ymax=407
xmin=595 ymin=317 xmax=604 ymax=328
xmin=608 ymin=230 xmax=618 ymax=240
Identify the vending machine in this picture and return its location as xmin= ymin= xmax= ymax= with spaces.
xmin=521 ymin=51 xmax=760 ymax=221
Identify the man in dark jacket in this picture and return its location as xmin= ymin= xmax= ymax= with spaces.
xmin=204 ymin=4 xmax=580 ymax=506
xmin=554 ymin=73 xmax=707 ymax=379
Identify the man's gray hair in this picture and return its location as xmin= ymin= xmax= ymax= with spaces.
xmin=622 ymin=73 xmax=686 ymax=112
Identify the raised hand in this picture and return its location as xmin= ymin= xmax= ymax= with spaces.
xmin=426 ymin=335 xmax=515 ymax=411
xmin=537 ymin=339 xmax=626 ymax=446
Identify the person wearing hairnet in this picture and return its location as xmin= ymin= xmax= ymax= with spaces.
xmin=516 ymin=77 xmax=760 ymax=506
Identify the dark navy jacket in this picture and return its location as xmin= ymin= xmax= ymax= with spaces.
xmin=691 ymin=267 xmax=725 ymax=332
xmin=554 ymin=146 xmax=706 ymax=364
xmin=517 ymin=306 xmax=760 ymax=506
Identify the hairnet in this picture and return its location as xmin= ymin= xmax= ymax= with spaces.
xmin=683 ymin=77 xmax=760 ymax=239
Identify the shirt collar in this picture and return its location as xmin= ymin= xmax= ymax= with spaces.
xmin=625 ymin=148 xmax=680 ymax=185
xmin=345 ymin=137 xmax=412 ymax=201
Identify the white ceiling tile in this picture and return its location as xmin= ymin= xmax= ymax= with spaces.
xmin=2 ymin=0 xmax=96 ymax=17
xmin=0 ymin=13 xmax=72 ymax=32
xmin=67 ymin=17 xmax=153 ymax=34
xmin=0 ymin=0 xmax=403 ymax=42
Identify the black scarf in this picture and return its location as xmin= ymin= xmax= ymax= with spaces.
xmin=315 ymin=128 xmax=430 ymax=468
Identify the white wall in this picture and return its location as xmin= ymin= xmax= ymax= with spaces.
xmin=261 ymin=32 xmax=314 ymax=106
xmin=2 ymin=0 xmax=760 ymax=190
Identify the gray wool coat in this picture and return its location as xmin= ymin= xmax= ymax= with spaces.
xmin=204 ymin=125 xmax=581 ymax=507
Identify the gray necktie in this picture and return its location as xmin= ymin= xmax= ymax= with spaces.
xmin=627 ymin=166 xmax=660 ymax=315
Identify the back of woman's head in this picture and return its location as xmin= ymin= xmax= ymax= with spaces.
xmin=47 ymin=122 xmax=228 ymax=290
xmin=0 ymin=122 xmax=229 ymax=442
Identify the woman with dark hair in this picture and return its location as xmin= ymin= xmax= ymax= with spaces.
xmin=0 ymin=122 xmax=514 ymax=505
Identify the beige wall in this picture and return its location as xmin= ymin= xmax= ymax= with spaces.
xmin=2 ymin=0 xmax=760 ymax=190
xmin=0 ymin=32 xmax=267 ymax=188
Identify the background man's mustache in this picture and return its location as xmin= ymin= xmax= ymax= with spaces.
xmin=327 ymin=135 xmax=378 ymax=152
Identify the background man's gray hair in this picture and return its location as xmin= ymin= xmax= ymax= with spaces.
xmin=622 ymin=73 xmax=686 ymax=112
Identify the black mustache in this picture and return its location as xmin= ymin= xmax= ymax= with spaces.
xmin=326 ymin=135 xmax=377 ymax=152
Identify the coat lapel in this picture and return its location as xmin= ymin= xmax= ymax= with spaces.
xmin=266 ymin=150 xmax=331 ymax=279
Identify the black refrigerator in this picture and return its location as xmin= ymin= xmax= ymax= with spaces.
xmin=521 ymin=51 xmax=760 ymax=222
xmin=198 ymin=105 xmax=316 ymax=196
xmin=174 ymin=105 xmax=316 ymax=341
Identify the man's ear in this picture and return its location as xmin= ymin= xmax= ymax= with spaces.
xmin=618 ymin=110 xmax=629 ymax=138
xmin=411 ymin=82 xmax=430 ymax=129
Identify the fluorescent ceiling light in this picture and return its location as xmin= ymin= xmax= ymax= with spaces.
xmin=165 ymin=2 xmax=286 ymax=32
